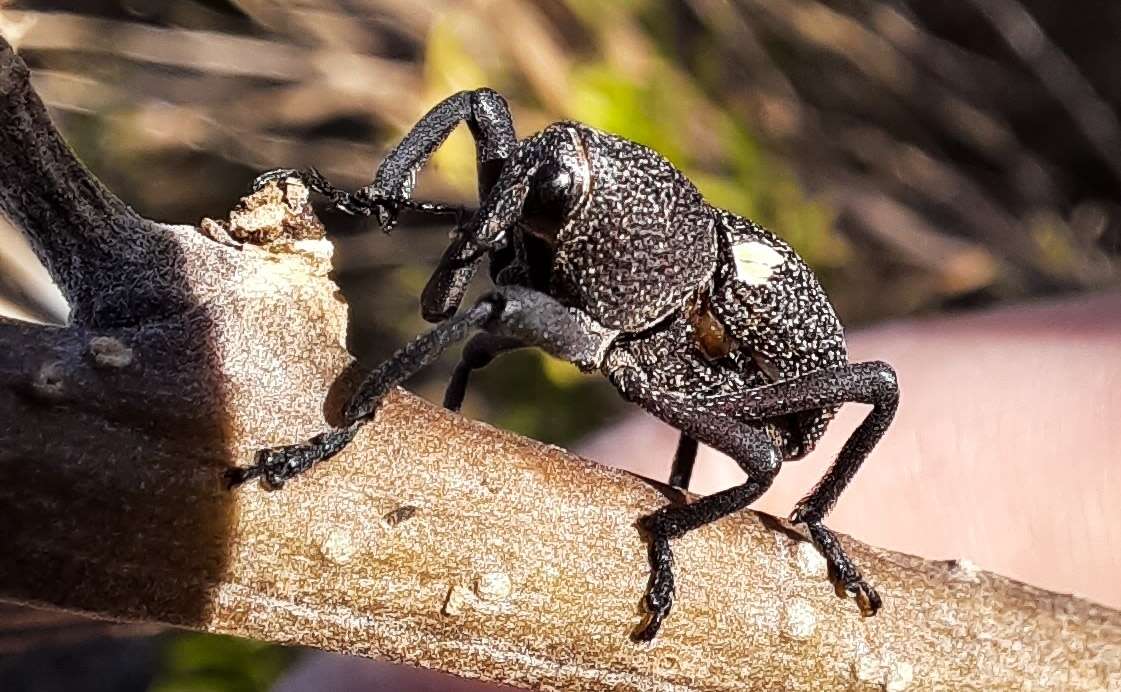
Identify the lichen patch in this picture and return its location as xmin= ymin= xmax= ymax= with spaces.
xmin=475 ymin=572 xmax=513 ymax=602
xmin=781 ymin=598 xmax=817 ymax=640
xmin=946 ymin=558 xmax=981 ymax=583
xmin=319 ymin=528 xmax=358 ymax=565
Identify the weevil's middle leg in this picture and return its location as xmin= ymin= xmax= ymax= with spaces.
xmin=225 ymin=298 xmax=499 ymax=489
xmin=667 ymin=433 xmax=698 ymax=490
xmin=629 ymin=410 xmax=781 ymax=641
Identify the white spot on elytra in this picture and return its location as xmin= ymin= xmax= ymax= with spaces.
xmin=795 ymin=542 xmax=827 ymax=577
xmin=782 ymin=598 xmax=817 ymax=639
xmin=732 ymin=241 xmax=784 ymax=285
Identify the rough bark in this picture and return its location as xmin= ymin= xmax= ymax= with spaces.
xmin=0 ymin=34 xmax=1118 ymax=691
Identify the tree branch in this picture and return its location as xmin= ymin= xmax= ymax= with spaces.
xmin=0 ymin=34 xmax=1118 ymax=691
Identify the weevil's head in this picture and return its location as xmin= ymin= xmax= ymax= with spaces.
xmin=515 ymin=125 xmax=593 ymax=246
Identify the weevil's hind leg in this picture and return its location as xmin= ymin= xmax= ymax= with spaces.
xmin=633 ymin=415 xmax=781 ymax=641
xmin=443 ymin=333 xmax=525 ymax=412
xmin=667 ymin=433 xmax=698 ymax=490
xmin=614 ymin=359 xmax=898 ymax=637
xmin=707 ymin=360 xmax=900 ymax=615
xmin=225 ymin=299 xmax=499 ymax=490
xmin=785 ymin=371 xmax=899 ymax=615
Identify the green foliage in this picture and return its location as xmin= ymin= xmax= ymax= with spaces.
xmin=148 ymin=633 xmax=297 ymax=692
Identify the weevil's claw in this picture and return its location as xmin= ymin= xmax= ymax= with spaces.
xmin=633 ymin=602 xmax=671 ymax=642
xmin=225 ymin=445 xmax=303 ymax=491
xmin=633 ymin=531 xmax=675 ymax=642
xmin=374 ymin=200 xmax=400 ymax=233
xmin=844 ymin=577 xmax=882 ymax=616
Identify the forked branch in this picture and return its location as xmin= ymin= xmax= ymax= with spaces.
xmin=0 ymin=34 xmax=1117 ymax=691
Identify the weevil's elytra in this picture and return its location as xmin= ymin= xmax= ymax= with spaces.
xmin=228 ymin=87 xmax=900 ymax=642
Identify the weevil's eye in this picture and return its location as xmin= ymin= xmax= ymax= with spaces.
xmin=523 ymin=161 xmax=574 ymax=243
xmin=534 ymin=162 xmax=573 ymax=202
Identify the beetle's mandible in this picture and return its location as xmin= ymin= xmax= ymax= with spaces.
xmin=226 ymin=88 xmax=900 ymax=641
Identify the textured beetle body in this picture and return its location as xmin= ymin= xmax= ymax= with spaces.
xmin=236 ymin=88 xmax=898 ymax=642
xmin=492 ymin=122 xmax=846 ymax=458
xmin=541 ymin=123 xmax=717 ymax=332
xmin=602 ymin=209 xmax=846 ymax=460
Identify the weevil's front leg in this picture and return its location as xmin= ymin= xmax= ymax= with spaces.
xmin=251 ymin=166 xmax=468 ymax=222
xmin=477 ymin=286 xmax=620 ymax=373
xmin=225 ymin=299 xmax=499 ymax=489
xmin=362 ymin=88 xmax=517 ymax=228
xmin=253 ymin=89 xmax=514 ymax=227
xmin=227 ymin=286 xmax=616 ymax=489
xmin=420 ymin=143 xmax=541 ymax=322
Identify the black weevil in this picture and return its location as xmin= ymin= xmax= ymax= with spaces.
xmin=226 ymin=88 xmax=900 ymax=641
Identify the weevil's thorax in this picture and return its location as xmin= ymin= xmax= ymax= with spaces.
xmin=531 ymin=122 xmax=719 ymax=332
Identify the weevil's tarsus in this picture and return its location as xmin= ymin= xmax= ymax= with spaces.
xmin=250 ymin=166 xmax=467 ymax=230
xmin=225 ymin=421 xmax=361 ymax=490
xmin=806 ymin=520 xmax=883 ymax=616
xmin=633 ymin=534 xmax=674 ymax=641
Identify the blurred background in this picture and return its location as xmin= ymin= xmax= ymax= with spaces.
xmin=1 ymin=0 xmax=1118 ymax=689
